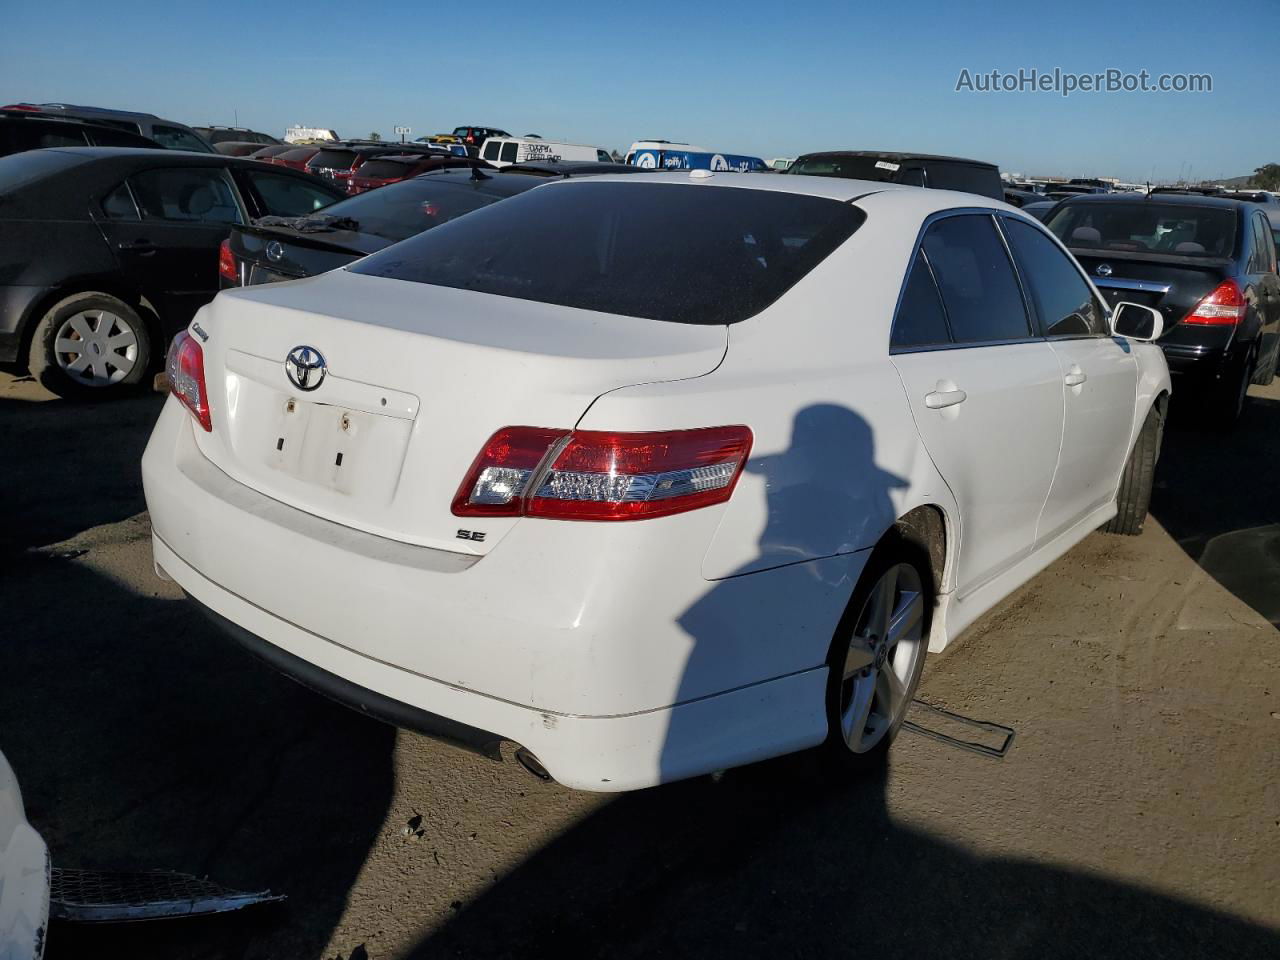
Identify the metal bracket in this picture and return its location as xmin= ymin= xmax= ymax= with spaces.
xmin=902 ymin=698 xmax=1016 ymax=759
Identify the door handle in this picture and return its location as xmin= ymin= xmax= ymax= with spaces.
xmin=1064 ymin=369 xmax=1088 ymax=387
xmin=924 ymin=388 xmax=967 ymax=409
xmin=118 ymin=239 xmax=157 ymax=256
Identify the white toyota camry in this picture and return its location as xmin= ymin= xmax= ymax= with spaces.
xmin=142 ymin=171 xmax=1170 ymax=791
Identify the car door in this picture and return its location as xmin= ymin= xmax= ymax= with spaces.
xmin=97 ymin=165 xmax=243 ymax=334
xmin=1251 ymin=211 xmax=1280 ymax=371
xmin=1000 ymin=216 xmax=1138 ymax=542
xmin=890 ymin=212 xmax=1065 ymax=596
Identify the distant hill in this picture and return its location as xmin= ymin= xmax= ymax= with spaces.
xmin=1218 ymin=173 xmax=1260 ymax=187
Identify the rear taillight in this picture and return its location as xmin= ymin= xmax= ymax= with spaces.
xmin=166 ymin=331 xmax=211 ymax=431
xmin=1183 ymin=279 xmax=1247 ymax=325
xmin=453 ymin=426 xmax=752 ymax=521
xmin=218 ymin=239 xmax=237 ymax=284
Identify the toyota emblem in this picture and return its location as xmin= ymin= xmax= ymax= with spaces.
xmin=266 ymin=240 xmax=285 ymax=263
xmin=1096 ymin=263 xmax=1113 ymax=278
xmin=284 ymin=345 xmax=326 ymax=392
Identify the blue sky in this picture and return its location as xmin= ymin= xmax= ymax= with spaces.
xmin=2 ymin=0 xmax=1274 ymax=182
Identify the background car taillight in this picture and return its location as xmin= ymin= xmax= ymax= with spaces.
xmin=166 ymin=330 xmax=211 ymax=431
xmin=1183 ymin=279 xmax=1247 ymax=325
xmin=218 ymin=239 xmax=237 ymax=284
xmin=453 ymin=426 xmax=753 ymax=521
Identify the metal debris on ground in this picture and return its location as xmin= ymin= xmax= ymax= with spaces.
xmin=49 ymin=867 xmax=284 ymax=922
xmin=902 ymin=699 xmax=1016 ymax=759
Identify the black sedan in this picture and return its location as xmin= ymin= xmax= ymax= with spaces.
xmin=1045 ymin=193 xmax=1280 ymax=423
xmin=0 ymin=147 xmax=346 ymax=397
xmin=222 ymin=161 xmax=642 ymax=287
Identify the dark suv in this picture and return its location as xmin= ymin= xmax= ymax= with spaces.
xmin=0 ymin=147 xmax=345 ymax=397
xmin=786 ymin=151 xmax=1003 ymax=201
xmin=0 ymin=110 xmax=159 ymax=158
xmin=1046 ymin=193 xmax=1280 ymax=423
xmin=1 ymin=103 xmax=213 ymax=152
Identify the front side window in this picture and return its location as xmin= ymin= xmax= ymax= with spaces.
xmin=499 ymin=141 xmax=518 ymax=163
xmin=1003 ymin=218 xmax=1108 ymax=337
xmin=245 ymin=170 xmax=338 ymax=216
xmin=151 ymin=125 xmax=212 ymax=152
xmin=128 ymin=167 xmax=242 ymax=224
xmin=351 ymin=182 xmax=865 ymax=325
xmin=1253 ymin=213 xmax=1276 ymax=273
xmin=921 ymin=214 xmax=1032 ymax=343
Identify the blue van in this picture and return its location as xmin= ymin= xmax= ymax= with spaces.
xmin=625 ymin=140 xmax=767 ymax=173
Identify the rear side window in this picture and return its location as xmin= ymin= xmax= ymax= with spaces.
xmin=351 ymin=182 xmax=865 ymax=325
xmin=1003 ymin=218 xmax=1108 ymax=337
xmin=499 ymin=142 xmax=518 ymax=163
xmin=892 ymin=250 xmax=951 ymax=348
xmin=2 ymin=124 xmax=85 ymax=151
xmin=128 ymin=167 xmax=242 ymax=224
xmin=482 ymin=141 xmax=500 ymax=161
xmin=921 ymin=214 xmax=1031 ymax=343
xmin=245 ymin=170 xmax=337 ymax=216
xmin=100 ymin=182 xmax=140 ymax=220
xmin=151 ymin=125 xmax=211 ymax=152
xmin=354 ymin=159 xmax=412 ymax=180
xmin=925 ymin=163 xmax=1002 ymax=199
xmin=1252 ymin=213 xmax=1276 ymax=273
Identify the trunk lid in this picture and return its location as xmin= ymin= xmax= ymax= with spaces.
xmin=189 ymin=269 xmax=728 ymax=553
xmin=1069 ymin=248 xmax=1231 ymax=333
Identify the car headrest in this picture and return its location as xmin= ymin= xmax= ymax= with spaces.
xmin=1174 ymin=241 xmax=1206 ymax=254
xmin=1071 ymin=227 xmax=1102 ymax=244
xmin=180 ymin=184 xmax=216 ymax=216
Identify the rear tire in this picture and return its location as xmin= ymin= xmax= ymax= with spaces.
xmin=1251 ymin=339 xmax=1278 ymax=387
xmin=27 ymin=292 xmax=152 ymax=400
xmin=1102 ymin=403 xmax=1163 ymax=536
xmin=818 ymin=529 xmax=932 ymax=777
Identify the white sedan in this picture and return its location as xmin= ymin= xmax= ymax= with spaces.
xmin=142 ymin=172 xmax=1170 ymax=791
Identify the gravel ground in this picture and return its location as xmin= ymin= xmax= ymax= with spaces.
xmin=1 ymin=369 xmax=1277 ymax=960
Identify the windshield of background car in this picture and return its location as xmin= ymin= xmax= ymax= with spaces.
xmin=789 ymin=155 xmax=904 ymax=180
xmin=353 ymin=158 xmax=416 ymax=180
xmin=309 ymin=149 xmax=358 ymax=170
xmin=313 ymin=177 xmax=513 ymax=242
xmin=351 ymin=182 xmax=866 ymax=324
xmin=1047 ymin=202 xmax=1239 ymax=258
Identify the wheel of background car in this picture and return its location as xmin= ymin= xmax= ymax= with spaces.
xmin=1216 ymin=345 xmax=1255 ymax=426
xmin=26 ymin=292 xmax=152 ymax=399
xmin=821 ymin=530 xmax=931 ymax=775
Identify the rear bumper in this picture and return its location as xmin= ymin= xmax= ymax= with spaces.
xmin=142 ymin=399 xmax=849 ymax=790
xmin=1160 ymin=340 xmax=1234 ymax=378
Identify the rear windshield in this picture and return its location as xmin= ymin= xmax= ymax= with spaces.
xmin=307 ymin=177 xmax=513 ymax=242
xmin=1047 ymin=202 xmax=1239 ymax=257
xmin=790 ymin=155 xmax=912 ymax=180
xmin=309 ymin=149 xmax=358 ymax=170
xmin=354 ymin=158 xmax=416 ymax=180
xmin=351 ymin=181 xmax=865 ymax=324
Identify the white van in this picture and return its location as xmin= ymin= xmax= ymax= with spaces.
xmin=479 ymin=137 xmax=611 ymax=168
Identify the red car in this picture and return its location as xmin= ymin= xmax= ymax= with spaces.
xmin=249 ymin=144 xmax=297 ymax=163
xmin=346 ymin=154 xmax=487 ymax=194
xmin=271 ymin=145 xmax=322 ymax=171
xmin=304 ymin=143 xmax=403 ymax=188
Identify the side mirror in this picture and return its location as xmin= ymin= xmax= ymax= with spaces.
xmin=1110 ymin=301 xmax=1164 ymax=342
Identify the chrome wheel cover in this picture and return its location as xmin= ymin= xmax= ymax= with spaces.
xmin=838 ymin=563 xmax=926 ymax=753
xmin=54 ymin=309 xmax=139 ymax=386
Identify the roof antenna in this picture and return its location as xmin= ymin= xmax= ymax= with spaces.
xmin=470 ymin=165 xmax=491 ymax=181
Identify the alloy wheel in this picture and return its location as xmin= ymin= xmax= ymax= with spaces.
xmin=54 ymin=310 xmax=139 ymax=387
xmin=838 ymin=563 xmax=926 ymax=754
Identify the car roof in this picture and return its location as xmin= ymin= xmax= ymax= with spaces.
xmin=1056 ymin=192 xmax=1251 ymax=210
xmin=18 ymin=102 xmax=164 ymax=121
xmin=794 ymin=150 xmax=998 ymax=169
xmin=529 ymin=170 xmax=1020 ymax=211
